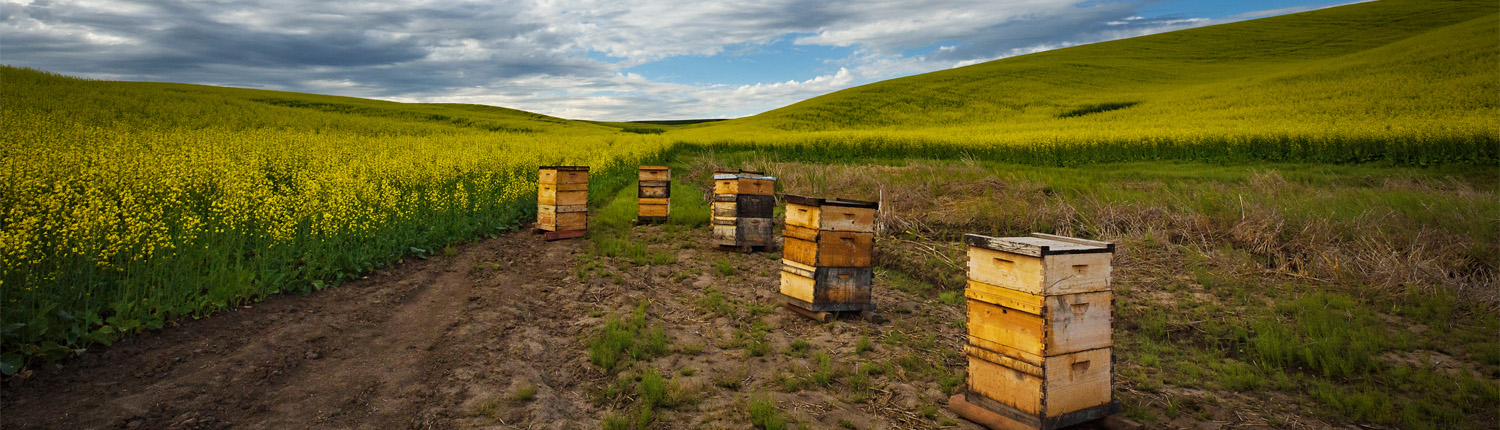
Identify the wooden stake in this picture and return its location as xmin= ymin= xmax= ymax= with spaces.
xmin=543 ymin=229 xmax=586 ymax=241
xmin=947 ymin=393 xmax=1034 ymax=430
xmin=782 ymin=302 xmax=832 ymax=323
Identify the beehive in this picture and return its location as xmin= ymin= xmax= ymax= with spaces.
xmin=536 ymin=166 xmax=588 ymax=240
xmin=711 ymin=170 xmax=776 ymax=251
xmin=961 ymin=233 xmax=1119 ymax=430
xmin=638 ymin=166 xmax=670 ymax=223
xmin=779 ymin=195 xmax=879 ymax=314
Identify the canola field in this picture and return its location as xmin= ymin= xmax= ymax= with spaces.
xmin=0 ymin=68 xmax=671 ymax=371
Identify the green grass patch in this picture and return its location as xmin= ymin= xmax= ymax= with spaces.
xmin=588 ymin=303 xmax=671 ymax=373
xmin=1248 ymin=292 xmax=1397 ymax=379
xmin=511 ymin=382 xmax=537 ymax=401
xmin=748 ymin=395 xmax=787 ymax=430
xmin=698 ymin=288 xmax=737 ymax=318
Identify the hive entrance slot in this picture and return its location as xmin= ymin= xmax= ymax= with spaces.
xmin=1071 ymin=303 xmax=1090 ymax=315
xmin=1073 ymin=264 xmax=1089 ymax=275
xmin=1071 ymin=360 xmax=1092 ymax=375
xmin=994 ymin=257 xmax=1014 ymax=270
xmin=837 ymin=273 xmax=852 ymax=280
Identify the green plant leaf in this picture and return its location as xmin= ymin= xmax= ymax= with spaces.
xmin=0 ymin=354 xmax=23 ymax=375
xmin=1 ymin=323 xmax=24 ymax=337
xmin=35 ymin=341 xmax=71 ymax=361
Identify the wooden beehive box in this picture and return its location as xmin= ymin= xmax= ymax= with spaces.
xmin=961 ymin=233 xmax=1119 ymax=429
xmin=638 ymin=166 xmax=670 ymax=223
xmin=536 ymin=166 xmax=588 ymax=240
xmin=711 ymin=170 xmax=777 ymax=251
xmin=712 ymin=194 xmax=775 ymax=219
xmin=779 ymin=195 xmax=879 ymax=314
xmin=713 ymin=171 xmax=775 ymax=196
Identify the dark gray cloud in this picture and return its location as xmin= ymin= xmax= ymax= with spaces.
xmin=2 ymin=0 xmax=600 ymax=95
xmin=1 ymin=0 xmax=1332 ymax=120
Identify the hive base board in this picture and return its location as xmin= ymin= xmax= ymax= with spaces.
xmin=954 ymin=391 xmax=1122 ymax=430
xmin=781 ymin=293 xmax=876 ymax=313
xmin=782 ymin=302 xmax=833 ymax=322
xmin=636 ymin=216 xmax=668 ymax=224
xmin=1084 ymin=416 xmax=1142 ymax=430
xmin=542 ymin=229 xmax=587 ymax=241
xmin=717 ymin=244 xmax=774 ymax=253
xmin=947 ymin=393 xmax=1033 ymax=430
xmin=780 ymin=302 xmax=884 ymax=323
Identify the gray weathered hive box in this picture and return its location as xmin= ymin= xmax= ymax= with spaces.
xmin=711 ymin=170 xmax=776 ymax=250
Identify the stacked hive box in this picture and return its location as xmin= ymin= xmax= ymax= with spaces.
xmin=536 ymin=166 xmax=588 ymax=240
xmin=962 ymin=233 xmax=1119 ymax=430
xmin=711 ymin=170 xmax=776 ymax=251
xmin=638 ymin=166 xmax=670 ymax=223
xmin=779 ymin=195 xmax=879 ymax=315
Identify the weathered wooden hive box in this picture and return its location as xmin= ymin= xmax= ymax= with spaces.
xmin=537 ymin=166 xmax=588 ymax=239
xmin=638 ymin=166 xmax=670 ymax=223
xmin=779 ymin=195 xmax=879 ymax=312
xmin=963 ymin=233 xmax=1119 ymax=430
xmin=711 ymin=170 xmax=776 ymax=250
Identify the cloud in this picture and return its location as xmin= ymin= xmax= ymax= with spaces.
xmin=1222 ymin=1 xmax=1371 ymax=21
xmin=1 ymin=0 xmax=1348 ymax=120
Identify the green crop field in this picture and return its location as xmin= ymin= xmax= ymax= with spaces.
xmin=673 ymin=0 xmax=1498 ymax=165
xmin=1 ymin=0 xmax=1497 ymax=428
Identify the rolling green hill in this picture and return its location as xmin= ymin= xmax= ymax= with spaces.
xmin=674 ymin=0 xmax=1498 ymax=164
xmin=2 ymin=67 xmax=627 ymax=136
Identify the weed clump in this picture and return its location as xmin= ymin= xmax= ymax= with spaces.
xmin=748 ymin=395 xmax=787 ymax=430
xmin=588 ymin=304 xmax=670 ymax=373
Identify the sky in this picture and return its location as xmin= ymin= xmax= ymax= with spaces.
xmin=1 ymin=0 xmax=1357 ymax=121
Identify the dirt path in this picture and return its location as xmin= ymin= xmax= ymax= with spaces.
xmin=0 ymin=230 xmax=595 ymax=429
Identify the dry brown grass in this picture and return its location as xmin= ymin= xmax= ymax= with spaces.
xmin=749 ymin=159 xmax=1498 ymax=307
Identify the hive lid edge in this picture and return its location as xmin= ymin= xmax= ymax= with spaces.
xmin=783 ymin=194 xmax=824 ymax=207
xmin=964 ymin=233 xmax=1113 ymax=256
xmin=539 ymin=165 xmax=590 ymax=171
xmin=825 ymin=198 xmax=879 ymax=209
